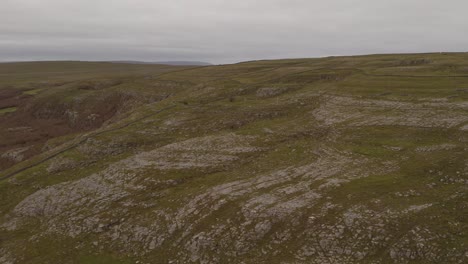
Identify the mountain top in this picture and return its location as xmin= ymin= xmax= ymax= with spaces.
xmin=110 ymin=60 xmax=212 ymax=66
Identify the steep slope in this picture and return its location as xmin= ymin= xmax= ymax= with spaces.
xmin=0 ymin=62 xmax=195 ymax=170
xmin=1 ymin=54 xmax=467 ymax=263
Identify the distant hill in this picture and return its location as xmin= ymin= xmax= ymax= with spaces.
xmin=110 ymin=60 xmax=212 ymax=66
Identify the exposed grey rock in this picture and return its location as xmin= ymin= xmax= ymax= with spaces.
xmin=46 ymin=156 xmax=80 ymax=173
xmin=256 ymin=87 xmax=288 ymax=98
xmin=1 ymin=147 xmax=30 ymax=163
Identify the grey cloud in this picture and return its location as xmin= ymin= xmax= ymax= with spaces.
xmin=1 ymin=0 xmax=468 ymax=63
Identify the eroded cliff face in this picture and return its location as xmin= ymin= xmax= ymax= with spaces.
xmin=1 ymin=55 xmax=468 ymax=263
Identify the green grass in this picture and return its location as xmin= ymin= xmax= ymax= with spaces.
xmin=0 ymin=106 xmax=17 ymax=114
xmin=23 ymin=88 xmax=42 ymax=95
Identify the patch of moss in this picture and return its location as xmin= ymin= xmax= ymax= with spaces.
xmin=0 ymin=106 xmax=17 ymax=114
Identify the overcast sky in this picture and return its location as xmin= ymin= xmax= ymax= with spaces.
xmin=1 ymin=0 xmax=468 ymax=64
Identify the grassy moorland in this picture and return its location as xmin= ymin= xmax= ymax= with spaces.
xmin=0 ymin=54 xmax=467 ymax=263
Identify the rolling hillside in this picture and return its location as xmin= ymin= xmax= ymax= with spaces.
xmin=1 ymin=54 xmax=467 ymax=263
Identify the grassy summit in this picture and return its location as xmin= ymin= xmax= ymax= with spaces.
xmin=0 ymin=54 xmax=467 ymax=263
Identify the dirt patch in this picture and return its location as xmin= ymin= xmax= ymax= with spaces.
xmin=0 ymin=88 xmax=29 ymax=109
